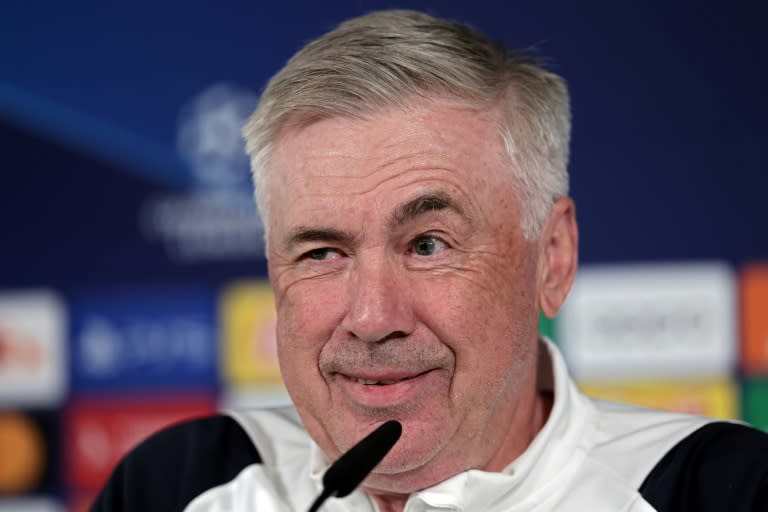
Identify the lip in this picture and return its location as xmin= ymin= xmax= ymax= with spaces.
xmin=335 ymin=370 xmax=434 ymax=408
xmin=343 ymin=370 xmax=423 ymax=385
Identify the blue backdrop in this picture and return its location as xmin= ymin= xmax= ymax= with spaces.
xmin=1 ymin=0 xmax=767 ymax=289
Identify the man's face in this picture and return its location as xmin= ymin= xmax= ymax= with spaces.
xmin=266 ymin=99 xmax=545 ymax=493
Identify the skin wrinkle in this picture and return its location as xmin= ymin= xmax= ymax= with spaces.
xmin=265 ymin=98 xmax=576 ymax=512
xmin=276 ymin=233 xmax=498 ymax=293
xmin=276 ymin=105 xmax=507 ymax=212
xmin=298 ymin=167 xmax=482 ymax=211
xmin=284 ymin=192 xmax=467 ymax=256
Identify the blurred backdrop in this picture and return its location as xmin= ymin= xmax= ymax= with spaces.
xmin=1 ymin=1 xmax=767 ymax=510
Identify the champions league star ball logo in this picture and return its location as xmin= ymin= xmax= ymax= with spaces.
xmin=140 ymin=83 xmax=265 ymax=262
xmin=177 ymin=83 xmax=258 ymax=192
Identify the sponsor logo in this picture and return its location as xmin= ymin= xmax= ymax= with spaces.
xmin=579 ymin=379 xmax=738 ymax=419
xmin=0 ymin=412 xmax=46 ymax=493
xmin=740 ymin=265 xmax=768 ymax=374
xmin=0 ymin=291 xmax=66 ymax=406
xmin=70 ymin=287 xmax=217 ymax=391
xmin=220 ymin=281 xmax=283 ymax=388
xmin=66 ymin=397 xmax=216 ymax=490
xmin=177 ymin=83 xmax=257 ymax=191
xmin=743 ymin=379 xmax=768 ymax=433
xmin=559 ymin=263 xmax=735 ymax=379
xmin=140 ymin=83 xmax=264 ymax=263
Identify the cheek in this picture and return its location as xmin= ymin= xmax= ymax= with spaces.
xmin=426 ymin=256 xmax=537 ymax=333
xmin=417 ymin=253 xmax=539 ymax=385
xmin=274 ymin=280 xmax=347 ymax=384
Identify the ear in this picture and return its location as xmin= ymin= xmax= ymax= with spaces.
xmin=538 ymin=197 xmax=578 ymax=318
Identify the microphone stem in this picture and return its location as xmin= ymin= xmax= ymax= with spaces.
xmin=307 ymin=488 xmax=334 ymax=512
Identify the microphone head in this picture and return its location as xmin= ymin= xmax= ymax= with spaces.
xmin=322 ymin=420 xmax=402 ymax=498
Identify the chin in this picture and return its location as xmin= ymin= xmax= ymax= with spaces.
xmin=364 ymin=448 xmax=464 ymax=497
xmin=370 ymin=426 xmax=460 ymax=482
xmin=373 ymin=444 xmax=432 ymax=474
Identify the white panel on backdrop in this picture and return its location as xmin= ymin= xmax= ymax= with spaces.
xmin=558 ymin=263 xmax=735 ymax=379
xmin=0 ymin=497 xmax=62 ymax=512
xmin=0 ymin=291 xmax=66 ymax=406
xmin=221 ymin=386 xmax=292 ymax=411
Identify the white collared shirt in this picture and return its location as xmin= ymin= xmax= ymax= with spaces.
xmin=187 ymin=340 xmax=711 ymax=511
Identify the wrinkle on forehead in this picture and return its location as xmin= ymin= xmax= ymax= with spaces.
xmin=296 ymin=168 xmax=471 ymax=203
xmin=267 ymin=99 xmax=522 ymax=235
xmin=273 ymin=100 xmax=506 ymax=172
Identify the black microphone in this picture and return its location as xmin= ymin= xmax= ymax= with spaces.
xmin=307 ymin=420 xmax=402 ymax=512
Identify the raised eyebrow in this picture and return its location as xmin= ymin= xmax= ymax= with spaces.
xmin=389 ymin=191 xmax=465 ymax=228
xmin=283 ymin=227 xmax=353 ymax=250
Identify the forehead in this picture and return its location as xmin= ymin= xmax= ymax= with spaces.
xmin=266 ymin=99 xmax=518 ymax=232
xmin=274 ymin=100 xmax=504 ymax=165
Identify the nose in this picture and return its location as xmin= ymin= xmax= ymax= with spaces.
xmin=340 ymin=254 xmax=416 ymax=343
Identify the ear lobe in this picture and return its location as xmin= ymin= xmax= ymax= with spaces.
xmin=538 ymin=197 xmax=578 ymax=318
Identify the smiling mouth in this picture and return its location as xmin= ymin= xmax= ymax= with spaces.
xmin=340 ymin=370 xmax=432 ymax=386
xmin=341 ymin=372 xmax=428 ymax=386
xmin=336 ymin=370 xmax=437 ymax=409
xmin=349 ymin=377 xmax=404 ymax=385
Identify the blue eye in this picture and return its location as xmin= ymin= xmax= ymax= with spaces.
xmin=411 ymin=236 xmax=446 ymax=256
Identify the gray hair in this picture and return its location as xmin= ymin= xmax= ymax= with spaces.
xmin=243 ymin=9 xmax=570 ymax=240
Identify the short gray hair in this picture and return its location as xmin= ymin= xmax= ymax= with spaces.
xmin=243 ymin=9 xmax=570 ymax=240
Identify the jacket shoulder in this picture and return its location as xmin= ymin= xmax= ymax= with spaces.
xmin=90 ymin=414 xmax=262 ymax=512
xmin=640 ymin=421 xmax=768 ymax=511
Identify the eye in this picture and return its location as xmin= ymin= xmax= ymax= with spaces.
xmin=302 ymin=247 xmax=341 ymax=261
xmin=410 ymin=235 xmax=448 ymax=257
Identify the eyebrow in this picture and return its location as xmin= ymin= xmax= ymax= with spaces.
xmin=284 ymin=226 xmax=353 ymax=250
xmin=282 ymin=191 xmax=464 ymax=250
xmin=389 ymin=191 xmax=464 ymax=228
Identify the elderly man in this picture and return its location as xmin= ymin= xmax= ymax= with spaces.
xmin=92 ymin=9 xmax=768 ymax=512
